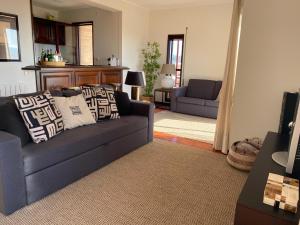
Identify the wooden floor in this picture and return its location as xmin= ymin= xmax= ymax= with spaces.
xmin=154 ymin=109 xmax=214 ymax=152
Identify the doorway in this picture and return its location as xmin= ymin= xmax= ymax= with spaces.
xmin=73 ymin=22 xmax=94 ymax=66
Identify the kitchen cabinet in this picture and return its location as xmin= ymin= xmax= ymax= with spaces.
xmin=33 ymin=17 xmax=66 ymax=47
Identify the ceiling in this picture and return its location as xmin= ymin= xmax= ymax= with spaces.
xmin=32 ymin=0 xmax=88 ymax=10
xmin=126 ymin=0 xmax=234 ymax=9
xmin=33 ymin=0 xmax=234 ymax=11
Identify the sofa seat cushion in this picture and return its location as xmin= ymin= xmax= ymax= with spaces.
xmin=205 ymin=100 xmax=219 ymax=108
xmin=186 ymin=79 xmax=216 ymax=100
xmin=177 ymin=97 xmax=205 ymax=106
xmin=22 ymin=115 xmax=148 ymax=176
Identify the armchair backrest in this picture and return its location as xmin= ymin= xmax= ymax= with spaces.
xmin=186 ymin=79 xmax=222 ymax=100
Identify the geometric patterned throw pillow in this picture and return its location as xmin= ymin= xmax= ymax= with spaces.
xmin=80 ymin=85 xmax=98 ymax=120
xmin=14 ymin=91 xmax=64 ymax=143
xmin=94 ymin=86 xmax=120 ymax=120
xmin=80 ymin=86 xmax=120 ymax=121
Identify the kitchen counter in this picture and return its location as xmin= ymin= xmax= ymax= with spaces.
xmin=22 ymin=65 xmax=129 ymax=91
xmin=22 ymin=65 xmax=129 ymax=70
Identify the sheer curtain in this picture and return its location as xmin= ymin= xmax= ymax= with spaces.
xmin=213 ymin=0 xmax=244 ymax=154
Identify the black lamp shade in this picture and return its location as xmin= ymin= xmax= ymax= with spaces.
xmin=125 ymin=71 xmax=144 ymax=87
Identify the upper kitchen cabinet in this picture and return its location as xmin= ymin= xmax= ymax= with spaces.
xmin=33 ymin=17 xmax=56 ymax=44
xmin=33 ymin=17 xmax=66 ymax=46
xmin=56 ymin=22 xmax=66 ymax=46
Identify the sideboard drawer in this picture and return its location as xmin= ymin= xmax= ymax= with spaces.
xmin=74 ymin=71 xmax=101 ymax=86
xmin=101 ymin=71 xmax=122 ymax=84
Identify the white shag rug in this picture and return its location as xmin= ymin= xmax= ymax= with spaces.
xmin=154 ymin=111 xmax=216 ymax=143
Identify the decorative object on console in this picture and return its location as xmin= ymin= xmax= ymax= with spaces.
xmin=0 ymin=12 xmax=21 ymax=61
xmin=263 ymin=173 xmax=299 ymax=213
xmin=53 ymin=95 xmax=96 ymax=130
xmin=14 ymin=91 xmax=64 ymax=143
xmin=278 ymin=92 xmax=298 ymax=136
xmin=141 ymin=42 xmax=161 ymax=97
xmin=125 ymin=71 xmax=145 ymax=101
xmin=107 ymin=55 xmax=119 ymax=66
xmin=160 ymin=64 xmax=176 ymax=89
xmin=272 ymin=93 xmax=300 ymax=176
xmin=227 ymin=137 xmax=262 ymax=171
xmin=80 ymin=86 xmax=120 ymax=120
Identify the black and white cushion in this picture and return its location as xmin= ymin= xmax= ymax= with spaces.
xmin=80 ymin=86 xmax=120 ymax=121
xmin=14 ymin=91 xmax=64 ymax=143
xmin=80 ymin=86 xmax=98 ymax=120
xmin=94 ymin=86 xmax=120 ymax=120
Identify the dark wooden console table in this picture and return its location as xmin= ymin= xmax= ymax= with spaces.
xmin=235 ymin=132 xmax=300 ymax=225
xmin=22 ymin=65 xmax=129 ymax=91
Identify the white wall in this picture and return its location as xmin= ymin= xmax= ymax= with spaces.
xmin=60 ymin=7 xmax=121 ymax=65
xmin=230 ymin=0 xmax=300 ymax=144
xmin=0 ymin=0 xmax=36 ymax=95
xmin=149 ymin=4 xmax=233 ymax=86
xmin=86 ymin=0 xmax=150 ymax=94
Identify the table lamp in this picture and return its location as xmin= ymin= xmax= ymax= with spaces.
xmin=160 ymin=64 xmax=176 ymax=88
xmin=125 ymin=71 xmax=145 ymax=100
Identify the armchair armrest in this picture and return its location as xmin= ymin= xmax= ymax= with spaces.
xmin=171 ymin=86 xmax=187 ymax=111
xmin=130 ymin=101 xmax=155 ymax=142
xmin=0 ymin=131 xmax=26 ymax=215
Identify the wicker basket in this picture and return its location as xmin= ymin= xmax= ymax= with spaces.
xmin=41 ymin=61 xmax=66 ymax=67
xmin=227 ymin=138 xmax=262 ymax=171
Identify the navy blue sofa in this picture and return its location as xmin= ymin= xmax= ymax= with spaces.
xmin=0 ymin=91 xmax=154 ymax=215
xmin=171 ymin=79 xmax=222 ymax=119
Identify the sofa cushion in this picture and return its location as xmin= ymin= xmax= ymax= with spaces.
xmin=205 ymin=100 xmax=219 ymax=108
xmin=212 ymin=81 xmax=222 ymax=100
xmin=115 ymin=91 xmax=131 ymax=115
xmin=22 ymin=115 xmax=148 ymax=176
xmin=177 ymin=97 xmax=205 ymax=106
xmin=14 ymin=91 xmax=64 ymax=144
xmin=0 ymin=100 xmax=31 ymax=146
xmin=95 ymin=86 xmax=120 ymax=120
xmin=61 ymin=89 xmax=82 ymax=97
xmin=53 ymin=95 xmax=96 ymax=130
xmin=186 ymin=79 xmax=216 ymax=100
xmin=81 ymin=86 xmax=120 ymax=121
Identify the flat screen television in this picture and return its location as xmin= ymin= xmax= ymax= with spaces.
xmin=272 ymin=92 xmax=300 ymax=176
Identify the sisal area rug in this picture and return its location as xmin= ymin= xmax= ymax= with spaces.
xmin=154 ymin=111 xmax=217 ymax=143
xmin=0 ymin=140 xmax=247 ymax=225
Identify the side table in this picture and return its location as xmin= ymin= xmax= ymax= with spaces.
xmin=154 ymin=88 xmax=173 ymax=109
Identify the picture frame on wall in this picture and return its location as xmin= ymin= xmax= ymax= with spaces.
xmin=0 ymin=12 xmax=21 ymax=62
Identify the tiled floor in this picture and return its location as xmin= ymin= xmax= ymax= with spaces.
xmin=154 ymin=109 xmax=215 ymax=152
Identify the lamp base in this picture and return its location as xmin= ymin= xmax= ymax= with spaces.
xmin=131 ymin=87 xmax=140 ymax=101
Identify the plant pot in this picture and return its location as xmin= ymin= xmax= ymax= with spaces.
xmin=140 ymin=95 xmax=154 ymax=103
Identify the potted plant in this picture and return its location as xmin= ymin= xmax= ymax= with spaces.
xmin=141 ymin=42 xmax=161 ymax=102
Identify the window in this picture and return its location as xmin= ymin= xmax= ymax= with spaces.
xmin=167 ymin=34 xmax=184 ymax=87
xmin=74 ymin=22 xmax=93 ymax=65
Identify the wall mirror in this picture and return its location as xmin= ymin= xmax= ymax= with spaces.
xmin=0 ymin=12 xmax=21 ymax=61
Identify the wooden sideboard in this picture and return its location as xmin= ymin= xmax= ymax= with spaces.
xmin=235 ymin=132 xmax=300 ymax=225
xmin=22 ymin=65 xmax=129 ymax=91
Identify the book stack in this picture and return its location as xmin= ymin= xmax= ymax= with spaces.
xmin=263 ymin=173 xmax=299 ymax=213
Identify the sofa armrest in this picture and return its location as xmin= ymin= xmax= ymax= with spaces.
xmin=0 ymin=131 xmax=26 ymax=215
xmin=130 ymin=101 xmax=155 ymax=142
xmin=171 ymin=86 xmax=187 ymax=111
